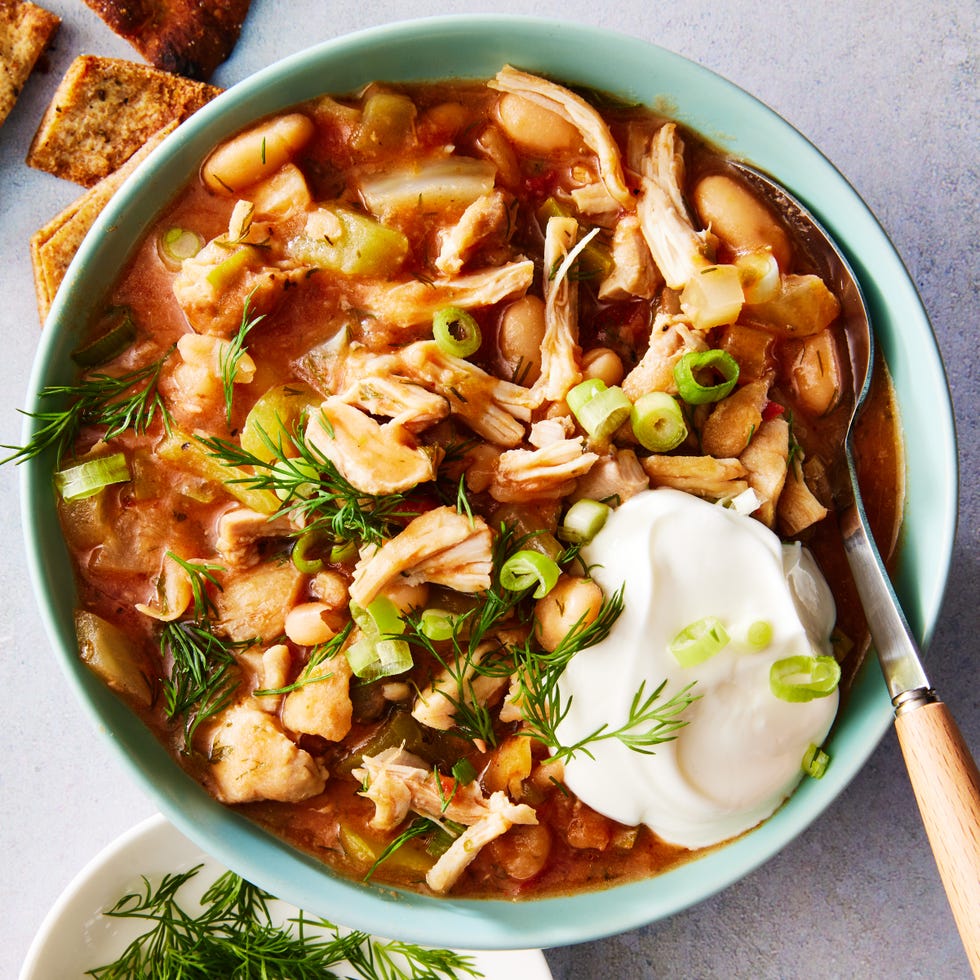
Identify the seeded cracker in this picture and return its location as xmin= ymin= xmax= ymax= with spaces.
xmin=0 ymin=0 xmax=60 ymax=128
xmin=30 ymin=122 xmax=179 ymax=323
xmin=26 ymin=54 xmax=220 ymax=186
xmin=82 ymin=0 xmax=251 ymax=81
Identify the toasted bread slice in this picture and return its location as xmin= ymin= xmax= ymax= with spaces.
xmin=26 ymin=54 xmax=220 ymax=186
xmin=0 ymin=0 xmax=60 ymax=128
xmin=31 ymin=122 xmax=178 ymax=323
xmin=81 ymin=0 xmax=251 ymax=81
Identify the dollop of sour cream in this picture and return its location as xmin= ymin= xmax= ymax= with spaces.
xmin=555 ymin=487 xmax=838 ymax=849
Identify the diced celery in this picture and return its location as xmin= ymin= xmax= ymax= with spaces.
xmin=157 ymin=428 xmax=280 ymax=514
xmin=75 ymin=610 xmax=153 ymax=706
xmin=287 ymin=207 xmax=409 ymax=276
xmin=240 ymin=383 xmax=317 ymax=464
xmin=352 ymin=92 xmax=417 ymax=153
xmin=206 ymin=245 xmax=257 ymax=291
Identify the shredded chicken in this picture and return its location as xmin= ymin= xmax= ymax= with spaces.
xmin=739 ymin=417 xmax=791 ymax=526
xmin=491 ymin=435 xmax=599 ymax=502
xmin=700 ymin=379 xmax=771 ymax=459
xmin=435 ymin=189 xmax=512 ymax=275
xmin=571 ymin=448 xmax=650 ymax=504
xmin=396 ymin=340 xmax=533 ymax=447
xmin=531 ymin=216 xmax=583 ymax=405
xmin=490 ymin=65 xmax=634 ymax=210
xmin=305 ymin=397 xmax=438 ymax=495
xmin=777 ymin=455 xmax=829 ymax=536
xmin=355 ymin=260 xmax=533 ymax=328
xmin=353 ymin=746 xmax=538 ymax=893
xmin=338 ymin=375 xmax=449 ymax=432
xmin=641 ymin=453 xmax=749 ymax=501
xmin=412 ymin=639 xmax=509 ymax=731
xmin=215 ymin=506 xmax=295 ymax=568
xmin=213 ymin=560 xmax=305 ymax=642
xmin=173 ymin=239 xmax=304 ymax=337
xmin=349 ymin=505 xmax=493 ymax=608
xmin=570 ymin=180 xmax=622 ymax=218
xmin=281 ymin=649 xmax=354 ymax=742
xmin=636 ymin=123 xmax=711 ymax=290
xmin=207 ymin=702 xmax=326 ymax=804
xmin=621 ymin=311 xmax=708 ymax=401
xmin=168 ymin=333 xmax=255 ymax=421
xmin=598 ymin=213 xmax=662 ymax=301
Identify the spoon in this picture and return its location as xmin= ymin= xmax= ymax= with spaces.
xmin=732 ymin=162 xmax=980 ymax=974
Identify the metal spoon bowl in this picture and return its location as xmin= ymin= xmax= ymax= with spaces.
xmin=732 ymin=161 xmax=980 ymax=972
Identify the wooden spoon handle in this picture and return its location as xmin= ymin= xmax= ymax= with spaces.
xmin=894 ymin=700 xmax=980 ymax=976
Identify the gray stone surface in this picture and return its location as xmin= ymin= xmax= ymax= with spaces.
xmin=1 ymin=2 xmax=975 ymax=977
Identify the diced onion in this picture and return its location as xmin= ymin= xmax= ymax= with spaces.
xmin=801 ymin=742 xmax=831 ymax=779
xmin=769 ymin=654 xmax=841 ymax=702
xmin=559 ymin=499 xmax=611 ymax=544
xmin=630 ymin=391 xmax=688 ymax=452
xmin=433 ymin=306 xmax=481 ymax=358
xmin=500 ymin=549 xmax=561 ymax=598
xmin=669 ymin=616 xmax=731 ymax=667
xmin=673 ymin=349 xmax=740 ymax=404
xmin=736 ymin=249 xmax=780 ymax=304
xmin=55 ymin=452 xmax=130 ymax=501
xmin=566 ymin=379 xmax=632 ymax=440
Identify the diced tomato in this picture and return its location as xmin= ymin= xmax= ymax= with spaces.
xmin=762 ymin=400 xmax=786 ymax=421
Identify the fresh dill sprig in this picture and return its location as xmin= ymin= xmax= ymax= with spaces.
xmin=2 ymin=345 xmax=175 ymax=466
xmin=86 ymin=863 xmax=482 ymax=979
xmin=220 ymin=294 xmax=266 ymax=427
xmin=196 ymin=420 xmax=412 ymax=546
xmin=161 ymin=620 xmax=253 ymax=747
xmin=164 ymin=552 xmax=224 ymax=620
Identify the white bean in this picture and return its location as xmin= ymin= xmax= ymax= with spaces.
xmin=203 ymin=113 xmax=316 ymax=194
xmin=534 ymin=575 xmax=603 ymax=652
xmin=284 ymin=602 xmax=335 ymax=647
xmin=692 ymin=174 xmax=792 ymax=270
xmin=582 ymin=347 xmax=625 ymax=387
xmin=497 ymin=294 xmax=546 ymax=384
xmin=495 ymin=93 xmax=579 ymax=154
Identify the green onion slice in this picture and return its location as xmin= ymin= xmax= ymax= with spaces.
xmin=801 ymin=742 xmax=831 ymax=779
xmin=673 ymin=349 xmax=740 ymax=405
xmin=559 ymin=498 xmax=611 ymax=544
xmin=420 ymin=607 xmax=456 ymax=642
xmin=71 ymin=306 xmax=138 ymax=367
xmin=54 ymin=452 xmax=130 ymax=501
xmin=347 ymin=597 xmax=412 ymax=680
xmin=432 ymin=306 xmax=481 ymax=358
xmin=158 ymin=227 xmax=205 ymax=270
xmin=329 ymin=539 xmax=357 ymax=564
xmin=669 ymin=616 xmax=731 ymax=667
xmin=451 ymin=758 xmax=478 ymax=785
xmin=630 ymin=391 xmax=688 ymax=452
xmin=746 ymin=620 xmax=774 ymax=650
xmin=499 ymin=549 xmax=561 ymax=598
xmin=566 ymin=379 xmax=632 ymax=440
xmin=769 ymin=654 xmax=841 ymax=702
xmin=291 ymin=528 xmax=328 ymax=573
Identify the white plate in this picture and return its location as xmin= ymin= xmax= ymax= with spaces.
xmin=20 ymin=813 xmax=553 ymax=979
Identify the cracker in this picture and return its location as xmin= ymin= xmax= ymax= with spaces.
xmin=26 ymin=54 xmax=221 ymax=186
xmin=0 ymin=0 xmax=60 ymax=128
xmin=31 ymin=122 xmax=178 ymax=323
xmin=82 ymin=0 xmax=251 ymax=81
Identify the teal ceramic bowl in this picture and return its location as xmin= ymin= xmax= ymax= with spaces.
xmin=22 ymin=15 xmax=956 ymax=950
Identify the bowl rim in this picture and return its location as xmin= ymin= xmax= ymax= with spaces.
xmin=20 ymin=13 xmax=958 ymax=950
